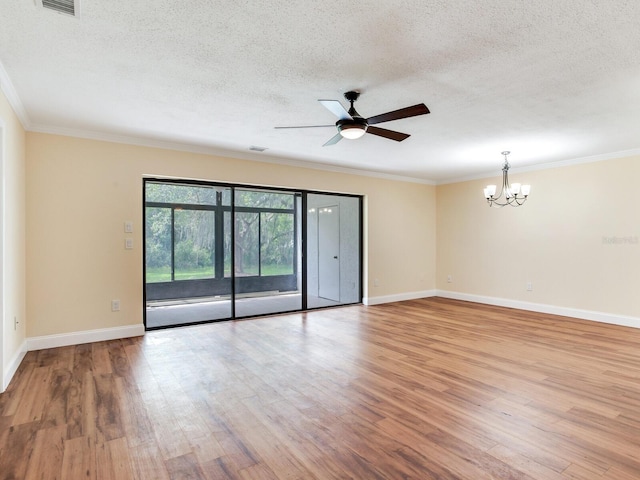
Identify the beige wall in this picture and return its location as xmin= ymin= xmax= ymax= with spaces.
xmin=19 ymin=118 xmax=640 ymax=342
xmin=436 ymin=156 xmax=640 ymax=318
xmin=1 ymin=88 xmax=27 ymax=387
xmin=26 ymin=133 xmax=437 ymax=337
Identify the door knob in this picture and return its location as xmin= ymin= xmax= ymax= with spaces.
xmin=333 ymin=256 xmax=338 ymax=259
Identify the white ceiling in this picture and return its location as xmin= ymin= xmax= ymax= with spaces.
xmin=1 ymin=0 xmax=639 ymax=183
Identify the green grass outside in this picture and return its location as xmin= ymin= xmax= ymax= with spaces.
xmin=146 ymin=264 xmax=293 ymax=283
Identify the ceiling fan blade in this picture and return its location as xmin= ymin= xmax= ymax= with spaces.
xmin=323 ymin=132 xmax=343 ymax=146
xmin=274 ymin=125 xmax=334 ymax=129
xmin=318 ymin=100 xmax=352 ymax=120
xmin=366 ymin=103 xmax=430 ymax=125
xmin=366 ymin=126 xmax=410 ymax=142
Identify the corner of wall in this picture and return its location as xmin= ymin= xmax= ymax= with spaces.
xmin=2 ymin=340 xmax=27 ymax=392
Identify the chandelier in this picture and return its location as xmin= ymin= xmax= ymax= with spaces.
xmin=483 ymin=151 xmax=531 ymax=207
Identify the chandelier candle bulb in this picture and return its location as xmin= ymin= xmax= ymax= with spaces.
xmin=484 ymin=185 xmax=497 ymax=198
xmin=521 ymin=184 xmax=531 ymax=196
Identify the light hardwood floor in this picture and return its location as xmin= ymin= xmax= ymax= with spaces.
xmin=1 ymin=297 xmax=640 ymax=479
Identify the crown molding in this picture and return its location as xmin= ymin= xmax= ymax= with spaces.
xmin=25 ymin=120 xmax=640 ymax=188
xmin=438 ymin=147 xmax=640 ymax=185
xmin=29 ymin=122 xmax=437 ymax=185
xmin=0 ymin=60 xmax=31 ymax=129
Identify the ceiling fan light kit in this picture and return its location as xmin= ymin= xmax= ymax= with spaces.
xmin=484 ymin=151 xmax=531 ymax=207
xmin=276 ymin=90 xmax=430 ymax=146
xmin=337 ymin=118 xmax=368 ymax=139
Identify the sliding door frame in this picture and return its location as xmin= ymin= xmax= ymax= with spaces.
xmin=143 ymin=177 xmax=363 ymax=330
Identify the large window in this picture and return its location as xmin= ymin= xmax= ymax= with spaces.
xmin=145 ymin=183 xmax=296 ymax=286
xmin=234 ymin=189 xmax=295 ymax=277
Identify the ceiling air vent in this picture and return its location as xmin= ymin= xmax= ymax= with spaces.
xmin=36 ymin=0 xmax=79 ymax=17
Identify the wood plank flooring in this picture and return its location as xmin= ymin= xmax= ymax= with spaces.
xmin=2 ymin=297 xmax=640 ymax=479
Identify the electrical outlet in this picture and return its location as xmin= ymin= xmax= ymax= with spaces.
xmin=111 ymin=299 xmax=121 ymax=312
xmin=14 ymin=316 xmax=18 ymax=330
xmin=447 ymin=275 xmax=453 ymax=283
xmin=374 ymin=278 xmax=379 ymax=287
xmin=526 ymin=282 xmax=533 ymax=291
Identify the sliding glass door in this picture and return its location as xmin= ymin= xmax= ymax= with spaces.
xmin=144 ymin=179 xmax=361 ymax=329
xmin=145 ymin=183 xmax=232 ymax=327
xmin=233 ymin=188 xmax=301 ymax=317
xmin=306 ymin=193 xmax=361 ymax=309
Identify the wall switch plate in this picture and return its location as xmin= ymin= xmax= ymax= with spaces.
xmin=124 ymin=221 xmax=133 ymax=233
xmin=125 ymin=238 xmax=133 ymax=249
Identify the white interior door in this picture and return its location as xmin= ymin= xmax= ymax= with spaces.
xmin=318 ymin=205 xmax=340 ymax=301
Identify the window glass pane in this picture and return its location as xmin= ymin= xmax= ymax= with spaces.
xmin=260 ymin=212 xmax=294 ymax=276
xmin=221 ymin=188 xmax=231 ymax=206
xmin=174 ymin=210 xmax=215 ymax=280
xmin=146 ymin=182 xmax=218 ymax=206
xmin=234 ymin=190 xmax=294 ymax=209
xmin=235 ymin=212 xmax=259 ymax=276
xmin=306 ymin=194 xmax=361 ymax=308
xmin=145 ymin=207 xmax=172 ymax=283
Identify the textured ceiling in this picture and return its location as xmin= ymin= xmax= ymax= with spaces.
xmin=1 ymin=1 xmax=639 ymax=182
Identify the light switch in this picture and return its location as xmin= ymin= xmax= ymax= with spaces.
xmin=125 ymin=238 xmax=133 ymax=249
xmin=124 ymin=221 xmax=133 ymax=233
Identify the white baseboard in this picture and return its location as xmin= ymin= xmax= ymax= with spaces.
xmin=26 ymin=324 xmax=145 ymax=351
xmin=363 ymin=288 xmax=639 ymax=329
xmin=2 ymin=340 xmax=27 ymax=392
xmin=436 ymin=290 xmax=640 ymax=329
xmin=363 ymin=289 xmax=437 ymax=306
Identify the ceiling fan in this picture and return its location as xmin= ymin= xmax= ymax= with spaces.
xmin=275 ymin=91 xmax=430 ymax=146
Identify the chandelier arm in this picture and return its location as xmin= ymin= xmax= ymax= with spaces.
xmin=487 ymin=193 xmax=528 ymax=207
xmin=487 ymin=178 xmax=510 ymax=206
xmin=491 ymin=196 xmax=527 ymax=207
xmin=487 ymin=198 xmax=508 ymax=207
